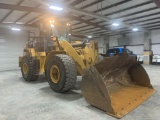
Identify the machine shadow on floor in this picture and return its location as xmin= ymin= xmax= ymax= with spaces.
xmin=19 ymin=74 xmax=47 ymax=84
xmin=40 ymin=86 xmax=83 ymax=101
xmin=40 ymin=78 xmax=83 ymax=101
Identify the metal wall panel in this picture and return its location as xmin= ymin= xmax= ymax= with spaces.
xmin=152 ymin=29 xmax=160 ymax=43
xmin=151 ymin=44 xmax=160 ymax=55
xmin=118 ymin=37 xmax=129 ymax=46
xmin=151 ymin=30 xmax=160 ymax=54
xmin=126 ymin=45 xmax=144 ymax=55
xmin=0 ymin=30 xmax=27 ymax=71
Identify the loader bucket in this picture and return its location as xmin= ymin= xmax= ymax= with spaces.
xmin=81 ymin=55 xmax=156 ymax=118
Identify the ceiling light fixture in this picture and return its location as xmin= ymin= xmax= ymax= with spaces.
xmin=88 ymin=35 xmax=92 ymax=38
xmin=132 ymin=28 xmax=139 ymax=32
xmin=49 ymin=5 xmax=63 ymax=11
xmin=67 ymin=23 xmax=71 ymax=26
xmin=50 ymin=24 xmax=54 ymax=28
xmin=112 ymin=23 xmax=119 ymax=27
xmin=11 ymin=28 xmax=21 ymax=31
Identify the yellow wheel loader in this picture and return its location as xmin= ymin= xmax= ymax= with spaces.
xmin=19 ymin=20 xmax=156 ymax=118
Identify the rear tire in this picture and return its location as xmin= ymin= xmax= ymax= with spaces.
xmin=21 ymin=56 xmax=39 ymax=81
xmin=46 ymin=54 xmax=77 ymax=93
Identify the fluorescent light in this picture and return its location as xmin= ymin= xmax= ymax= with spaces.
xmin=50 ymin=24 xmax=54 ymax=28
xmin=67 ymin=23 xmax=71 ymax=26
xmin=49 ymin=5 xmax=63 ymax=11
xmin=49 ymin=20 xmax=54 ymax=23
xmin=88 ymin=35 xmax=92 ymax=38
xmin=15 ymin=22 xmax=23 ymax=24
xmin=68 ymin=34 xmax=71 ymax=36
xmin=133 ymin=28 xmax=139 ymax=31
xmin=11 ymin=28 xmax=21 ymax=31
xmin=112 ymin=23 xmax=119 ymax=26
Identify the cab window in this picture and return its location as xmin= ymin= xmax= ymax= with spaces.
xmin=122 ymin=48 xmax=130 ymax=53
xmin=107 ymin=48 xmax=119 ymax=54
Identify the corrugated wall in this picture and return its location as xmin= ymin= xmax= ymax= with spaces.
xmin=151 ymin=30 xmax=160 ymax=55
xmin=0 ymin=28 xmax=27 ymax=71
xmin=108 ymin=32 xmax=144 ymax=55
xmin=109 ymin=30 xmax=160 ymax=55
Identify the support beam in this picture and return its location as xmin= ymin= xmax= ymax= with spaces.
xmin=67 ymin=0 xmax=104 ymax=24
xmin=34 ymin=0 xmax=86 ymax=24
xmin=143 ymin=31 xmax=152 ymax=65
xmin=14 ymin=4 xmax=41 ymax=23
xmin=73 ymin=25 xmax=91 ymax=30
xmin=88 ymin=2 xmax=157 ymax=25
xmin=141 ymin=21 xmax=160 ymax=26
xmin=70 ymin=0 xmax=87 ymax=6
xmin=71 ymin=0 xmax=131 ymax=26
xmin=105 ymin=1 xmax=153 ymax=17
xmin=64 ymin=5 xmax=149 ymax=32
xmin=115 ymin=7 xmax=158 ymax=19
xmin=81 ymin=0 xmax=102 ymax=9
xmin=81 ymin=7 xmax=158 ymax=31
xmin=73 ymin=0 xmax=131 ymax=20
xmin=0 ymin=23 xmax=37 ymax=29
xmin=0 ymin=3 xmax=109 ymax=31
xmin=152 ymin=0 xmax=160 ymax=7
xmin=144 ymin=32 xmax=151 ymax=51
xmin=0 ymin=0 xmax=24 ymax=23
xmin=84 ymin=31 xmax=109 ymax=35
xmin=73 ymin=1 xmax=156 ymax=29
xmin=144 ymin=23 xmax=160 ymax=28
xmin=145 ymin=24 xmax=160 ymax=28
xmin=95 ymin=0 xmax=132 ymax=13
xmin=124 ymin=12 xmax=160 ymax=22
xmin=128 ymin=17 xmax=160 ymax=24
xmin=78 ymin=29 xmax=106 ymax=34
xmin=75 ymin=27 xmax=101 ymax=33
xmin=147 ymin=27 xmax=160 ymax=30
xmin=25 ymin=14 xmax=43 ymax=24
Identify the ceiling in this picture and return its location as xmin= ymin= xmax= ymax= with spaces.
xmin=0 ymin=0 xmax=160 ymax=37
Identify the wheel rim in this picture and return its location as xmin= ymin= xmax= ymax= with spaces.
xmin=23 ymin=63 xmax=28 ymax=75
xmin=50 ymin=65 xmax=60 ymax=83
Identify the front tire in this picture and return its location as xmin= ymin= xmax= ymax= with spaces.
xmin=46 ymin=54 xmax=77 ymax=93
xmin=21 ymin=56 xmax=39 ymax=81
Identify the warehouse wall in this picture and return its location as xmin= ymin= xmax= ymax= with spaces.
xmin=0 ymin=28 xmax=28 ymax=71
xmin=94 ymin=37 xmax=109 ymax=53
xmin=152 ymin=29 xmax=160 ymax=43
xmin=109 ymin=30 xmax=160 ymax=55
xmin=127 ymin=32 xmax=144 ymax=45
xmin=109 ymin=32 xmax=145 ymax=45
xmin=109 ymin=31 xmax=152 ymax=55
xmin=109 ymin=35 xmax=122 ymax=47
xmin=109 ymin=33 xmax=144 ymax=54
xmin=126 ymin=32 xmax=144 ymax=55
xmin=151 ymin=29 xmax=160 ymax=55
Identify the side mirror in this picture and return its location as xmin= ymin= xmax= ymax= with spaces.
xmin=130 ymin=51 xmax=133 ymax=54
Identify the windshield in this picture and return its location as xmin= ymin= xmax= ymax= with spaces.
xmin=122 ymin=48 xmax=131 ymax=53
xmin=40 ymin=20 xmax=72 ymax=41
xmin=107 ymin=48 xmax=119 ymax=54
xmin=126 ymin=49 xmax=131 ymax=53
xmin=50 ymin=22 xmax=71 ymax=41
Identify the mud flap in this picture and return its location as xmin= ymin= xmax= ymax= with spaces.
xmin=81 ymin=55 xmax=156 ymax=118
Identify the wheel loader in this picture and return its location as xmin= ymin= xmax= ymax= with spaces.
xmin=19 ymin=20 xmax=156 ymax=118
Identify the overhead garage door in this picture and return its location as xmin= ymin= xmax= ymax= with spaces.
xmin=151 ymin=44 xmax=160 ymax=55
xmin=0 ymin=30 xmax=27 ymax=71
xmin=126 ymin=45 xmax=144 ymax=55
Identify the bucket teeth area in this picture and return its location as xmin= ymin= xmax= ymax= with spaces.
xmin=81 ymin=55 xmax=156 ymax=118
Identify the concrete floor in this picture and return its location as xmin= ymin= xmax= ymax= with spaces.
xmin=0 ymin=65 xmax=160 ymax=120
